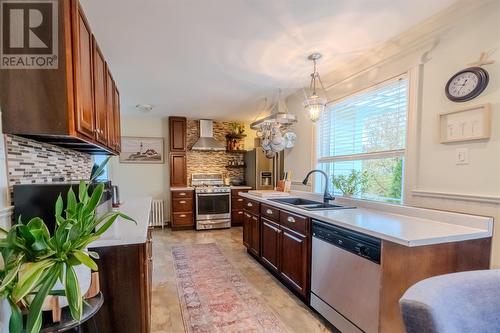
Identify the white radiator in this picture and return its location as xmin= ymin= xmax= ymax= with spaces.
xmin=149 ymin=200 xmax=165 ymax=228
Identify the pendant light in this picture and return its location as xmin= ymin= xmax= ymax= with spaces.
xmin=303 ymin=53 xmax=327 ymax=122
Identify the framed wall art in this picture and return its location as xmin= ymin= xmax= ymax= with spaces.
xmin=119 ymin=137 xmax=164 ymax=164
xmin=439 ymin=104 xmax=491 ymax=143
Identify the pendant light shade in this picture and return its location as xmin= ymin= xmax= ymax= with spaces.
xmin=303 ymin=53 xmax=327 ymax=122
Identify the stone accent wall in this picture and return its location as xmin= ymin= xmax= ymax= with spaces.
xmin=6 ymin=135 xmax=92 ymax=188
xmin=186 ymin=120 xmax=245 ymax=184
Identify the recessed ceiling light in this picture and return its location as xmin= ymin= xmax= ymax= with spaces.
xmin=136 ymin=104 xmax=154 ymax=112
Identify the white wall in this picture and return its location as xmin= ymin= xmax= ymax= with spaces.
xmin=109 ymin=115 xmax=170 ymax=206
xmin=285 ymin=1 xmax=500 ymax=266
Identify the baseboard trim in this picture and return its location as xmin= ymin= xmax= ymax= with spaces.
xmin=412 ymin=189 xmax=500 ymax=204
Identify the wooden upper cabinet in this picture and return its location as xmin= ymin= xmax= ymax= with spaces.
xmin=0 ymin=0 xmax=121 ymax=155
xmin=170 ymin=153 xmax=187 ymax=187
xmin=73 ymin=3 xmax=95 ymax=140
xmin=106 ymin=69 xmax=116 ymax=149
xmin=113 ymin=86 xmax=122 ymax=152
xmin=92 ymin=38 xmax=108 ymax=145
xmin=169 ymin=117 xmax=187 ymax=152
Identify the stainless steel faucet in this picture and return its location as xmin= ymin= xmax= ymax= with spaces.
xmin=302 ymin=169 xmax=334 ymax=203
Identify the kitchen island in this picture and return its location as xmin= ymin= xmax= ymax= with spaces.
xmin=87 ymin=197 xmax=153 ymax=333
xmin=239 ymin=191 xmax=492 ymax=333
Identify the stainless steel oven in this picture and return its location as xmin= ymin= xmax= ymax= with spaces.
xmin=192 ymin=173 xmax=231 ymax=230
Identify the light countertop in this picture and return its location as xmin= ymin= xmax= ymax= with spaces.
xmin=239 ymin=192 xmax=492 ymax=247
xmin=171 ymin=187 xmax=194 ymax=191
xmin=90 ymin=197 xmax=152 ymax=248
xmin=230 ymin=186 xmax=252 ymax=189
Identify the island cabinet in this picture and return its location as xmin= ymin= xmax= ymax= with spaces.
xmin=0 ymin=0 xmax=122 ymax=154
xmin=231 ymin=189 xmax=249 ymax=227
xmin=243 ymin=200 xmax=311 ymax=300
xmin=86 ymin=229 xmax=153 ymax=333
xmin=242 ymin=198 xmax=260 ymax=256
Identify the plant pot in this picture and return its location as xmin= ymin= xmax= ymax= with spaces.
xmin=41 ymin=264 xmax=92 ymax=311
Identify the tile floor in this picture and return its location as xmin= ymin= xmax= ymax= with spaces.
xmin=151 ymin=227 xmax=335 ymax=333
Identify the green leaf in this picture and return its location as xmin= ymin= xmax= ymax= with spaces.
xmin=72 ymin=250 xmax=98 ymax=271
xmin=78 ymin=180 xmax=88 ymax=204
xmin=93 ymin=214 xmax=119 ymax=237
xmin=65 ymin=265 xmax=83 ymax=320
xmin=25 ymin=263 xmax=61 ymax=333
xmin=8 ymin=298 xmax=22 ymax=333
xmin=12 ymin=259 xmax=55 ymax=302
xmin=82 ymin=183 xmax=104 ymax=217
xmin=66 ymin=187 xmax=77 ymax=218
xmin=0 ymin=263 xmax=20 ymax=293
xmin=55 ymin=194 xmax=63 ymax=218
xmin=90 ymin=156 xmax=111 ymax=182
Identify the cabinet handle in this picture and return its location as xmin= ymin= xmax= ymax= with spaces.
xmin=179 ymin=214 xmax=186 ymax=218
xmin=179 ymin=200 xmax=186 ymax=204
xmin=252 ymin=216 xmax=258 ymax=221
xmin=179 ymin=192 xmax=186 ymax=196
xmin=247 ymin=202 xmax=253 ymax=207
xmin=244 ymin=213 xmax=251 ymax=218
xmin=287 ymin=216 xmax=296 ymax=223
xmin=237 ymin=198 xmax=243 ymax=202
xmin=238 ymin=211 xmax=243 ymax=214
xmin=266 ymin=209 xmax=273 ymax=215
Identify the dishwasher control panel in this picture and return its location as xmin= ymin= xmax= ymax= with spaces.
xmin=312 ymin=220 xmax=381 ymax=264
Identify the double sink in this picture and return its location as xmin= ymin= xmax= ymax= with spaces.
xmin=269 ymin=197 xmax=355 ymax=211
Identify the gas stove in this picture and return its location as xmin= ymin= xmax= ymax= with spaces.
xmin=191 ymin=173 xmax=231 ymax=230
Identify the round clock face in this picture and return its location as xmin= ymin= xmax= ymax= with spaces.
xmin=445 ymin=67 xmax=489 ymax=102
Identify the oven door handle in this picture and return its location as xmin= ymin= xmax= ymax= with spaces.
xmin=197 ymin=193 xmax=230 ymax=197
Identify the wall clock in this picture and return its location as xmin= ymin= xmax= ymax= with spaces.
xmin=445 ymin=67 xmax=489 ymax=102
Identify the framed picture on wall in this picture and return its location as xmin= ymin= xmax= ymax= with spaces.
xmin=119 ymin=137 xmax=164 ymax=164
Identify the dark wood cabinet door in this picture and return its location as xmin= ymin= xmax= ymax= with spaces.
xmin=73 ymin=3 xmax=95 ymax=139
xmin=106 ymin=69 xmax=116 ymax=150
xmin=231 ymin=210 xmax=244 ymax=227
xmin=261 ymin=218 xmax=280 ymax=273
xmin=170 ymin=153 xmax=187 ymax=187
xmin=113 ymin=86 xmax=121 ymax=152
xmin=92 ymin=38 xmax=108 ymax=145
xmin=243 ymin=212 xmax=251 ymax=248
xmin=250 ymin=214 xmax=260 ymax=256
xmin=169 ymin=117 xmax=187 ymax=152
xmin=280 ymin=228 xmax=308 ymax=297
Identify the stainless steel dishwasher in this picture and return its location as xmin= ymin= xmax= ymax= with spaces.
xmin=311 ymin=220 xmax=382 ymax=333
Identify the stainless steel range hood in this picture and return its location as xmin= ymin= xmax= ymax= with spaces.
xmin=191 ymin=119 xmax=226 ymax=151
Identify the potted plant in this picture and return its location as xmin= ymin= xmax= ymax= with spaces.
xmin=332 ymin=170 xmax=369 ymax=197
xmin=0 ymin=157 xmax=134 ymax=333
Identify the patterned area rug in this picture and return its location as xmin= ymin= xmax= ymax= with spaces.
xmin=172 ymin=243 xmax=290 ymax=333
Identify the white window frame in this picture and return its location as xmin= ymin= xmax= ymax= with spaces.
xmin=314 ymin=73 xmax=409 ymax=202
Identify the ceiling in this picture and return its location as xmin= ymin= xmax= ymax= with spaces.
xmin=80 ymin=0 xmax=457 ymax=121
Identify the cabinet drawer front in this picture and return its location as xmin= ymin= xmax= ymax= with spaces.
xmin=172 ymin=190 xmax=193 ymax=199
xmin=261 ymin=204 xmax=279 ymax=222
xmin=243 ymin=198 xmax=260 ymax=215
xmin=232 ymin=196 xmax=246 ymax=210
xmin=280 ymin=211 xmax=308 ymax=235
xmin=231 ymin=210 xmax=244 ymax=226
xmin=172 ymin=212 xmax=193 ymax=227
xmin=172 ymin=198 xmax=193 ymax=212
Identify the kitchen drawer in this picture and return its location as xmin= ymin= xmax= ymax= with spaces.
xmin=231 ymin=210 xmax=244 ymax=226
xmin=261 ymin=204 xmax=279 ymax=222
xmin=280 ymin=210 xmax=308 ymax=236
xmin=172 ymin=212 xmax=194 ymax=227
xmin=243 ymin=198 xmax=260 ymax=215
xmin=172 ymin=190 xmax=193 ymax=199
xmin=172 ymin=198 xmax=193 ymax=213
xmin=232 ymin=196 xmax=245 ymax=210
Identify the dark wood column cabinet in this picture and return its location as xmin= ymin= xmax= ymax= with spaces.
xmin=169 ymin=117 xmax=187 ymax=151
xmin=171 ymin=189 xmax=194 ymax=230
xmin=86 ymin=230 xmax=152 ymax=333
xmin=261 ymin=218 xmax=280 ymax=273
xmin=0 ymin=0 xmax=122 ymax=154
xmin=231 ymin=189 xmax=248 ymax=227
xmin=242 ymin=198 xmax=261 ymax=256
xmin=170 ymin=154 xmax=187 ymax=187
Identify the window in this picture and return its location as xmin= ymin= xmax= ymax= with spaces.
xmin=316 ymin=76 xmax=408 ymax=203
xmin=92 ymin=155 xmax=110 ymax=181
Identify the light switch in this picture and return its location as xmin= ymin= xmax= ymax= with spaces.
xmin=456 ymin=148 xmax=469 ymax=165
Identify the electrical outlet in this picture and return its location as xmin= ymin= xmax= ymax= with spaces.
xmin=456 ymin=148 xmax=469 ymax=165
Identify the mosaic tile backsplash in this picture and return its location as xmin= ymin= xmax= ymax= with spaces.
xmin=6 ymin=135 xmax=92 ymax=187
